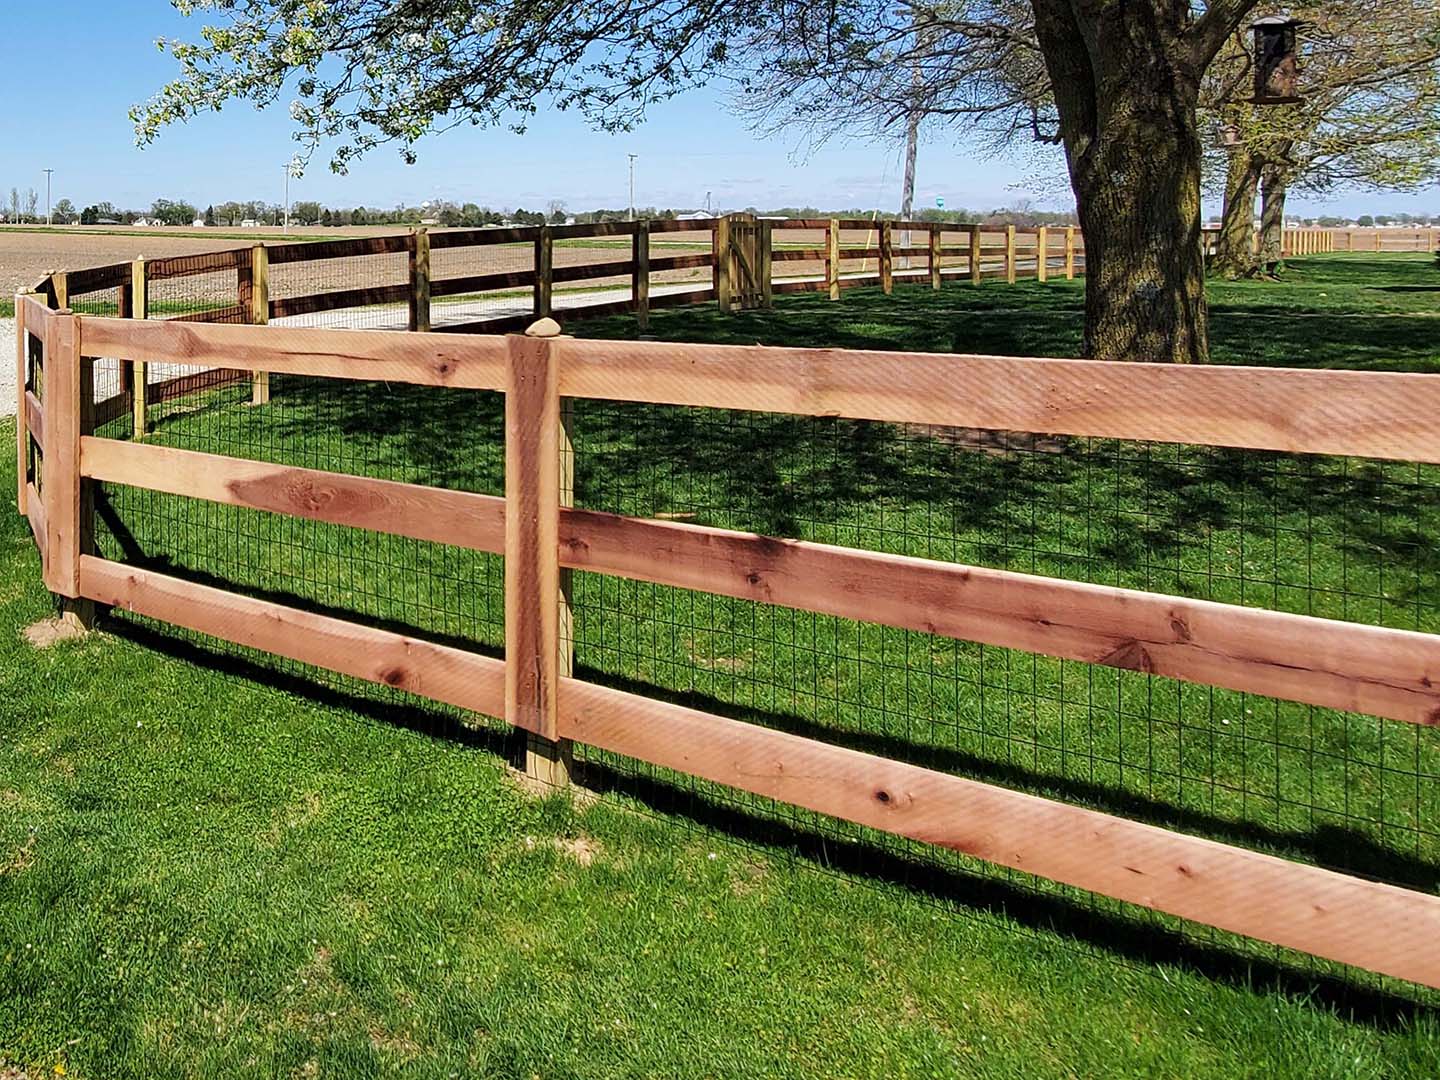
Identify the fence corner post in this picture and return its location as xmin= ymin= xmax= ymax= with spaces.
xmin=827 ymin=218 xmax=841 ymax=301
xmin=969 ymin=226 xmax=983 ymax=285
xmin=879 ymin=220 xmax=894 ymax=294
xmin=633 ymin=219 xmax=650 ymax=332
xmin=408 ymin=227 xmax=431 ymax=333
xmin=42 ymin=309 xmax=94 ymax=630
xmin=248 ymin=246 xmax=270 ymax=407
xmin=1036 ymin=226 xmax=1049 ymax=282
xmin=505 ymin=317 xmax=572 ymax=788
xmin=1064 ymin=227 xmax=1076 ymax=279
xmin=1005 ymin=225 xmax=1017 ymax=285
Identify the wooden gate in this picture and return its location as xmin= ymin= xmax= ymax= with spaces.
xmin=715 ymin=213 xmax=772 ymax=312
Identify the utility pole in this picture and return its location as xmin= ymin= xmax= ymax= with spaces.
xmin=43 ymin=168 xmax=53 ymax=225
xmin=628 ymin=154 xmax=637 ymax=221
xmin=283 ymin=164 xmax=292 ymax=234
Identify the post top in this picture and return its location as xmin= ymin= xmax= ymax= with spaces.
xmin=525 ymin=317 xmax=563 ymax=338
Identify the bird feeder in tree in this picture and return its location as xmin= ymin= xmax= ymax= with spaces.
xmin=1251 ymin=16 xmax=1302 ymax=105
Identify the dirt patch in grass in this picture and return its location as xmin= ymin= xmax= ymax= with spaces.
xmin=22 ymin=616 xmax=87 ymax=648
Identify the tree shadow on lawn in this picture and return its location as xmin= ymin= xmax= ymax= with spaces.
xmin=566 ymin=400 xmax=1440 ymax=614
xmin=94 ymin=492 xmax=1439 ymax=898
xmin=584 ymin=276 xmax=1439 ymax=371
xmin=99 ymin=611 xmax=1438 ymax=1026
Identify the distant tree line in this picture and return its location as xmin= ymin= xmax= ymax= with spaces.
xmin=9 ymin=192 xmax=1436 ymax=231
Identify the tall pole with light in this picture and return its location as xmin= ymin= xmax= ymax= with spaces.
xmin=627 ymin=154 xmax=637 ymax=221
xmin=43 ymin=168 xmax=53 ymax=225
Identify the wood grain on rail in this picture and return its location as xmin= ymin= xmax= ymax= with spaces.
xmin=560 ymin=678 xmax=1440 ymax=989
xmin=79 ymin=316 xmax=508 ymax=389
xmin=556 ymin=339 xmax=1440 ymax=462
xmin=80 ymin=556 xmax=506 ymax=721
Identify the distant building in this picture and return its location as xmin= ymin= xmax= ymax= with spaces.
xmin=240 ymin=218 xmax=259 ymax=228
xmin=132 ymin=217 xmax=153 ymax=227
xmin=192 ymin=218 xmax=207 ymax=228
xmin=676 ymin=210 xmax=715 ymax=220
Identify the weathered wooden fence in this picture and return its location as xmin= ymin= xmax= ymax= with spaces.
xmin=1200 ymin=225 xmax=1440 ymax=258
xmin=13 ymin=289 xmax=1440 ymax=992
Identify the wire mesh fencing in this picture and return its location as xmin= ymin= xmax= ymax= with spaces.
xmin=430 ymin=235 xmax=535 ymax=327
xmin=27 ymin=224 xmax=1436 ymax=1008
xmin=564 ymin=399 xmax=1440 ymax=1005
xmin=91 ymin=372 xmax=509 ymax=734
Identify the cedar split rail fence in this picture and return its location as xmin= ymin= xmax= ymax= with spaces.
xmin=13 ymin=221 xmax=1440 ymax=996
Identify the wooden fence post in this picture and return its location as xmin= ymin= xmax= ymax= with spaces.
xmin=632 ymin=219 xmax=650 ymax=331
xmin=827 ymin=218 xmax=841 ymax=301
xmin=505 ymin=318 xmax=571 ymax=786
xmin=1064 ymin=227 xmax=1076 ymax=279
xmin=928 ymin=225 xmax=942 ymax=290
xmin=531 ymin=226 xmax=552 ymax=320
xmin=1005 ymin=225 xmax=1017 ymax=284
xmin=970 ymin=226 xmax=982 ymax=285
xmin=42 ymin=310 xmax=94 ymax=629
xmin=879 ymin=220 xmax=893 ymax=294
xmin=408 ymin=227 xmax=431 ymax=333
xmin=759 ymin=219 xmax=774 ymax=309
xmin=129 ymin=257 xmax=150 ymax=435
xmin=1036 ymin=226 xmax=1049 ymax=282
xmin=715 ymin=216 xmax=732 ymax=313
xmin=248 ymin=246 xmax=270 ymax=407
xmin=47 ymin=270 xmax=68 ymax=311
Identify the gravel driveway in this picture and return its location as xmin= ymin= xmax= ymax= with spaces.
xmin=2 ymin=317 xmax=14 ymax=417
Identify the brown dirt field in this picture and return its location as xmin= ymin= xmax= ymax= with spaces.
xmin=0 ymin=224 xmax=412 ymax=297
xmin=1 ymin=225 xmax=720 ymax=304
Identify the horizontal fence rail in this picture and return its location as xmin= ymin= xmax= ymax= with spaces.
xmin=12 ymin=299 xmax=1440 ymax=993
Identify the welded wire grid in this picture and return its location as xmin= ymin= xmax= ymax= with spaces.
xmin=268 ymin=249 xmax=408 ymax=331
xmin=65 ymin=285 xmax=126 ymax=403
xmin=91 ymin=371 xmax=508 ymax=730
xmin=430 ymin=237 xmax=534 ymax=327
xmin=565 ymin=401 xmax=1440 ymax=1004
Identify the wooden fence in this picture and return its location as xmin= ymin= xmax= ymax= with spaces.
xmin=1201 ymin=225 xmax=1440 ymax=258
xmin=13 ymin=289 xmax=1440 ymax=992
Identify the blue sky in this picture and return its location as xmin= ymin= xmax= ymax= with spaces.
xmin=3 ymin=2 xmax=1437 ymax=218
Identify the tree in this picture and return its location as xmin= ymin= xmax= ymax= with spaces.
xmin=8 ymin=188 xmax=18 ymax=223
xmin=135 ymin=0 xmax=1269 ymax=362
xmin=205 ymin=204 xmax=217 ymax=226
xmin=23 ymin=188 xmax=39 ymax=222
xmin=151 ymin=197 xmax=198 ymax=226
xmin=291 ymin=200 xmax=323 ymax=225
xmin=1206 ymin=1 xmax=1440 ymax=277
xmin=51 ymin=198 xmax=76 ymax=224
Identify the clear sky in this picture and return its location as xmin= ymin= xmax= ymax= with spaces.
xmin=3 ymin=1 xmax=1437 ymax=219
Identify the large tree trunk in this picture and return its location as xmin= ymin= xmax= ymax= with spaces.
xmin=1031 ymin=1 xmax=1216 ymax=363
xmin=1211 ymin=150 xmax=1261 ymax=279
xmin=1259 ymin=166 xmax=1288 ymax=273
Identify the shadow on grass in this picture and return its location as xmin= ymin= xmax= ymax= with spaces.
xmin=96 ymin=612 xmax=1439 ymax=1025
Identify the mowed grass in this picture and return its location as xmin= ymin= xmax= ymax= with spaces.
xmin=3 ymin=254 xmax=1440 ymax=1076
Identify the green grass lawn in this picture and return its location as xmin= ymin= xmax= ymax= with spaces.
xmin=4 ymin=253 xmax=1440 ymax=1076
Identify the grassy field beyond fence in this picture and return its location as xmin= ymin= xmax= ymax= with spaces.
xmin=4 ymin=253 xmax=1440 ymax=1077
